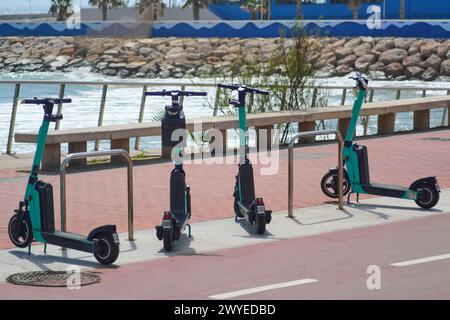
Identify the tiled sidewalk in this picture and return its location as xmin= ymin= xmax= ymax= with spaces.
xmin=1 ymin=129 xmax=449 ymax=250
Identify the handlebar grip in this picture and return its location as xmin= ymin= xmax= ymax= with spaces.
xmin=21 ymin=98 xmax=72 ymax=105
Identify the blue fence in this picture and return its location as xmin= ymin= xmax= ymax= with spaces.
xmin=210 ymin=0 xmax=450 ymax=20
xmin=1 ymin=20 xmax=450 ymax=38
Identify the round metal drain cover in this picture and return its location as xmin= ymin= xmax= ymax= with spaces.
xmin=7 ymin=271 xmax=100 ymax=287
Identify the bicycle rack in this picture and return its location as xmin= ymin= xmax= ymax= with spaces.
xmin=288 ymin=129 xmax=344 ymax=218
xmin=60 ymin=149 xmax=134 ymax=240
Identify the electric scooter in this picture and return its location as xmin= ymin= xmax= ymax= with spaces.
xmin=218 ymin=84 xmax=272 ymax=234
xmin=321 ymin=74 xmax=440 ymax=209
xmin=150 ymin=90 xmax=207 ymax=251
xmin=8 ymin=98 xmax=120 ymax=265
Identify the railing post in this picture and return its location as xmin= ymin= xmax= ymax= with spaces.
xmin=213 ymin=87 xmax=222 ymax=117
xmin=95 ymin=84 xmax=108 ymax=151
xmin=369 ymin=89 xmax=374 ymax=103
xmin=134 ymin=85 xmax=148 ymax=150
xmin=6 ymin=83 xmax=21 ymax=154
xmin=396 ymin=89 xmax=401 ymax=100
xmin=340 ymin=88 xmax=347 ymax=106
xmin=179 ymin=85 xmax=186 ymax=105
xmin=55 ymin=83 xmax=66 ymax=130
xmin=422 ymin=90 xmax=427 ymax=98
xmin=311 ymin=88 xmax=318 ymax=107
xmin=443 ymin=90 xmax=450 ymax=127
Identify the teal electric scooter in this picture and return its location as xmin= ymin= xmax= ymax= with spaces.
xmin=8 ymin=98 xmax=120 ymax=265
xmin=218 ymin=84 xmax=272 ymax=234
xmin=321 ymin=75 xmax=440 ymax=209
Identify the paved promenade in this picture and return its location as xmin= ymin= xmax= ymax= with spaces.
xmin=1 ymin=129 xmax=450 ymax=250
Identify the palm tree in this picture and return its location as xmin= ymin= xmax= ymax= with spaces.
xmin=182 ymin=0 xmax=209 ymax=21
xmin=49 ymin=0 xmax=72 ymax=21
xmin=347 ymin=0 xmax=362 ymax=20
xmin=297 ymin=0 xmax=303 ymax=20
xmin=88 ymin=0 xmax=128 ymax=21
xmin=242 ymin=0 xmax=266 ymax=20
xmin=400 ymin=0 xmax=405 ymax=19
xmin=136 ymin=0 xmax=165 ymax=19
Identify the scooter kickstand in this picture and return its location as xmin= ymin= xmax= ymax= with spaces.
xmin=187 ymin=224 xmax=192 ymax=238
xmin=347 ymin=192 xmax=352 ymax=205
xmin=356 ymin=193 xmax=360 ymax=203
xmin=28 ymin=244 xmax=31 ymax=255
xmin=44 ymin=243 xmax=47 ymax=254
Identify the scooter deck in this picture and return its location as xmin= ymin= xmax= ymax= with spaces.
xmin=41 ymin=230 xmax=94 ymax=253
xmin=361 ymin=183 xmax=411 ymax=198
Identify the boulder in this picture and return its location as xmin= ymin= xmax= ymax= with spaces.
xmin=326 ymin=38 xmax=346 ymax=50
xmin=139 ymin=47 xmax=152 ymax=56
xmin=440 ymin=59 xmax=450 ymax=75
xmin=335 ymin=46 xmax=353 ymax=60
xmin=335 ymin=64 xmax=353 ymax=76
xmin=353 ymin=43 xmax=372 ymax=57
xmin=421 ymin=67 xmax=438 ymax=81
xmin=423 ymin=54 xmax=441 ymax=70
xmin=383 ymin=62 xmax=405 ymax=77
xmin=420 ymin=41 xmax=440 ymax=58
xmin=408 ymin=46 xmax=420 ymax=55
xmin=436 ymin=44 xmax=449 ymax=58
xmin=405 ymin=66 xmax=424 ymax=79
xmin=355 ymin=54 xmax=376 ymax=72
xmin=394 ymin=38 xmax=414 ymax=50
xmin=49 ymin=55 xmax=71 ymax=69
xmin=368 ymin=70 xmax=387 ymax=80
xmin=379 ymin=48 xmax=408 ymax=64
xmin=374 ymin=39 xmax=395 ymax=52
xmin=337 ymin=54 xmax=357 ymax=66
xmin=344 ymin=38 xmax=362 ymax=49
xmin=402 ymin=53 xmax=423 ymax=67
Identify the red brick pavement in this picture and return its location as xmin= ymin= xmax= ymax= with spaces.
xmin=1 ymin=129 xmax=449 ymax=250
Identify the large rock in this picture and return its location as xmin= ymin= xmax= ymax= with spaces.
xmin=355 ymin=54 xmax=376 ymax=72
xmin=337 ymin=54 xmax=357 ymax=66
xmin=405 ymin=66 xmax=424 ymax=79
xmin=402 ymin=53 xmax=423 ymax=67
xmin=379 ymin=48 xmax=408 ymax=64
xmin=423 ymin=54 xmax=441 ymax=70
xmin=394 ymin=38 xmax=414 ymax=50
xmin=440 ymin=59 xmax=450 ymax=75
xmin=335 ymin=46 xmax=353 ymax=60
xmin=353 ymin=43 xmax=372 ymax=57
xmin=335 ymin=64 xmax=353 ymax=76
xmin=326 ymin=38 xmax=346 ymax=50
xmin=344 ymin=38 xmax=362 ymax=49
xmin=383 ymin=62 xmax=405 ymax=77
xmin=374 ymin=39 xmax=395 ymax=52
xmin=420 ymin=41 xmax=440 ymax=58
xmin=436 ymin=44 xmax=449 ymax=58
xmin=421 ymin=67 xmax=438 ymax=81
xmin=49 ymin=55 xmax=71 ymax=69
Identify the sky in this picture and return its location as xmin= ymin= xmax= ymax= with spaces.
xmin=0 ymin=0 xmax=180 ymax=15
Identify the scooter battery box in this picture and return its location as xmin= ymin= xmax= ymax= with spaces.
xmin=35 ymin=181 xmax=55 ymax=233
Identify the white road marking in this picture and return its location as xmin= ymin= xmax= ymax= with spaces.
xmin=209 ymin=278 xmax=318 ymax=299
xmin=391 ymin=253 xmax=450 ymax=267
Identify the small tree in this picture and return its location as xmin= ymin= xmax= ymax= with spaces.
xmin=49 ymin=0 xmax=72 ymax=21
xmin=89 ymin=0 xmax=128 ymax=21
xmin=136 ymin=0 xmax=165 ymax=20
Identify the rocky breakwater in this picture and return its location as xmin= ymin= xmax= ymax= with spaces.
xmin=2 ymin=36 xmax=450 ymax=81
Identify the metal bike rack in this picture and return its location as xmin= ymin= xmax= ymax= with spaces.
xmin=288 ymin=129 xmax=344 ymax=218
xmin=60 ymin=149 xmax=134 ymax=240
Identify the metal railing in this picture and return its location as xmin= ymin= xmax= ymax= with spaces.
xmin=3 ymin=79 xmax=450 ymax=154
xmin=59 ymin=149 xmax=134 ymax=240
xmin=288 ymin=129 xmax=344 ymax=218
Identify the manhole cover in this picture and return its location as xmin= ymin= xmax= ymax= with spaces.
xmin=422 ymin=137 xmax=450 ymax=142
xmin=7 ymin=271 xmax=101 ymax=287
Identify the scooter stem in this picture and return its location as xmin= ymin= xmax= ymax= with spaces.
xmin=345 ymin=89 xmax=367 ymax=143
xmin=238 ymin=89 xmax=247 ymax=164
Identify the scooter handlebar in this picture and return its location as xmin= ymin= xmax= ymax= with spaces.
xmin=218 ymin=83 xmax=269 ymax=96
xmin=145 ymin=90 xmax=207 ymax=97
xmin=349 ymin=74 xmax=369 ymax=90
xmin=21 ymin=98 xmax=72 ymax=105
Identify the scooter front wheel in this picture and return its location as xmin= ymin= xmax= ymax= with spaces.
xmin=8 ymin=213 xmax=33 ymax=248
xmin=413 ymin=183 xmax=440 ymax=209
xmin=320 ymin=170 xmax=351 ymax=199
xmin=93 ymin=233 xmax=120 ymax=265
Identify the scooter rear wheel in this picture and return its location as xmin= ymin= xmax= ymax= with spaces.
xmin=254 ymin=212 xmax=266 ymax=234
xmin=8 ymin=213 xmax=33 ymax=248
xmin=413 ymin=183 xmax=440 ymax=209
xmin=163 ymin=229 xmax=174 ymax=251
xmin=93 ymin=233 xmax=119 ymax=265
